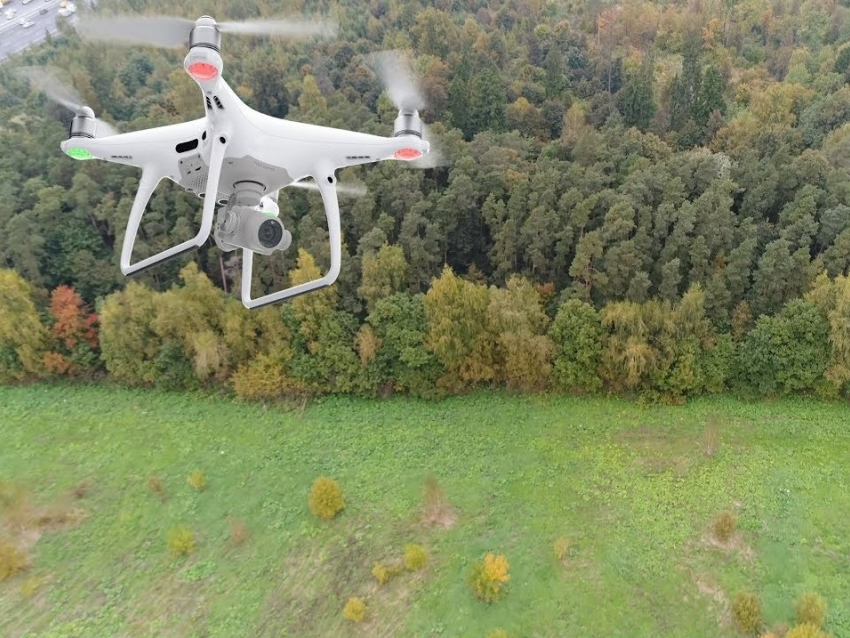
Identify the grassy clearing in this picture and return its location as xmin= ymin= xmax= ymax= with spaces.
xmin=0 ymin=385 xmax=848 ymax=638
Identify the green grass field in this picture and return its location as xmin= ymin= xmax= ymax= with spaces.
xmin=0 ymin=385 xmax=848 ymax=638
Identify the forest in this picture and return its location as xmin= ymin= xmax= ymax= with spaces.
xmin=1 ymin=0 xmax=850 ymax=402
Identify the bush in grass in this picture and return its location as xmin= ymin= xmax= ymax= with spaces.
xmin=187 ymin=470 xmax=207 ymax=492
xmin=732 ymin=591 xmax=763 ymax=635
xmin=372 ymin=562 xmax=392 ymax=586
xmin=487 ymin=630 xmax=511 ymax=638
xmin=167 ymin=527 xmax=195 ymax=556
xmin=308 ymin=476 xmax=345 ymax=520
xmin=785 ymin=624 xmax=830 ymax=638
xmin=405 ymin=544 xmax=428 ymax=571
xmin=147 ymin=477 xmax=166 ymax=499
xmin=372 ymin=561 xmax=405 ymax=586
xmin=342 ymin=597 xmax=367 ymax=622
xmin=228 ymin=516 xmax=249 ymax=546
xmin=553 ymin=537 xmax=570 ymax=561
xmin=713 ymin=510 xmax=737 ymax=542
xmin=468 ymin=553 xmax=510 ymax=603
xmin=0 ymin=538 xmax=27 ymax=581
xmin=796 ymin=593 xmax=827 ymax=627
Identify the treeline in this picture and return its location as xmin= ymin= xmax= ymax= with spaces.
xmin=3 ymin=264 xmax=849 ymax=403
xmin=2 ymin=0 xmax=850 ymax=403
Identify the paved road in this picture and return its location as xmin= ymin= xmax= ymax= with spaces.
xmin=0 ymin=2 xmax=78 ymax=63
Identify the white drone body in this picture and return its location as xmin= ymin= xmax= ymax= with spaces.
xmin=58 ymin=16 xmax=430 ymax=309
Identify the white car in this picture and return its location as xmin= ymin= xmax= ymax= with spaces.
xmin=23 ymin=0 xmax=35 ymax=5
xmin=5 ymin=8 xmax=17 ymax=19
xmin=20 ymin=18 xmax=34 ymax=27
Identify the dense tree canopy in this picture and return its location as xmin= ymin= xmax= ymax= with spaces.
xmin=2 ymin=0 xmax=850 ymax=400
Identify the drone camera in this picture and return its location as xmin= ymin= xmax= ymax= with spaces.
xmin=214 ymin=206 xmax=292 ymax=256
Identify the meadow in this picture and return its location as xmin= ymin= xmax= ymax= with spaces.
xmin=0 ymin=384 xmax=848 ymax=638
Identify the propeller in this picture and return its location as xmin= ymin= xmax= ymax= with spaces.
xmin=289 ymin=179 xmax=367 ymax=198
xmin=372 ymin=50 xmax=425 ymax=113
xmin=74 ymin=16 xmax=338 ymax=48
xmin=371 ymin=51 xmax=450 ymax=169
xmin=17 ymin=67 xmax=118 ymax=137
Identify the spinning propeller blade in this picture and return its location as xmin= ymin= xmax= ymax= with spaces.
xmin=75 ymin=17 xmax=194 ymax=48
xmin=372 ymin=51 xmax=425 ymax=113
xmin=75 ymin=16 xmax=337 ymax=48
xmin=217 ymin=20 xmax=338 ymax=38
xmin=290 ymin=179 xmax=367 ymax=198
xmin=410 ymin=123 xmax=451 ymax=169
xmin=18 ymin=67 xmax=118 ymax=137
xmin=371 ymin=52 xmax=451 ymax=169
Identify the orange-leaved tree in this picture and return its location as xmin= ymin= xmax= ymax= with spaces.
xmin=43 ymin=285 xmax=99 ymax=377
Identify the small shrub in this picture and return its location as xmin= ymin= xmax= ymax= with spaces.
xmin=167 ymin=527 xmax=195 ymax=556
xmin=372 ymin=560 xmax=404 ymax=585
xmin=405 ymin=544 xmax=428 ymax=571
xmin=228 ymin=516 xmax=249 ymax=546
xmin=0 ymin=538 xmax=27 ymax=581
xmin=553 ymin=537 xmax=570 ymax=561
xmin=487 ymin=630 xmax=511 ymax=638
xmin=468 ymin=553 xmax=510 ymax=603
xmin=732 ymin=591 xmax=763 ymax=635
xmin=796 ymin=593 xmax=827 ymax=628
xmin=147 ymin=477 xmax=165 ymax=498
xmin=308 ymin=476 xmax=345 ymax=520
xmin=342 ymin=597 xmax=367 ymax=623
xmin=713 ymin=510 xmax=737 ymax=542
xmin=784 ymin=624 xmax=830 ymax=638
xmin=187 ymin=470 xmax=207 ymax=492
xmin=372 ymin=562 xmax=391 ymax=585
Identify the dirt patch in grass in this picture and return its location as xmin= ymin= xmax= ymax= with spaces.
xmin=419 ymin=476 xmax=458 ymax=530
xmin=692 ymin=572 xmax=731 ymax=628
xmin=700 ymin=531 xmax=756 ymax=564
xmin=128 ymin=571 xmax=211 ymax=638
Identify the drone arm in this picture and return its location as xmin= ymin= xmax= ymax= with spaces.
xmin=121 ymin=136 xmax=230 ymax=276
xmin=241 ymin=171 xmax=341 ymax=309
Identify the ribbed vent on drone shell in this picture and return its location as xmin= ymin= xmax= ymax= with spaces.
xmin=205 ymin=96 xmax=212 ymax=110
xmin=213 ymin=96 xmax=224 ymax=110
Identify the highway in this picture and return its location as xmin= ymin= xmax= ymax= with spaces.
xmin=0 ymin=1 xmax=78 ymax=63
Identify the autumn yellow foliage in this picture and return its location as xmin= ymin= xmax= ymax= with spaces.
xmin=308 ymin=476 xmax=345 ymax=520
xmin=468 ymin=553 xmax=510 ymax=603
xmin=342 ymin=597 xmax=367 ymax=622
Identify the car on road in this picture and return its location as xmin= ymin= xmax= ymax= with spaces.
xmin=19 ymin=17 xmax=34 ymax=27
xmin=4 ymin=8 xmax=17 ymax=19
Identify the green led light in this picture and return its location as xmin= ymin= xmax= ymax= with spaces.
xmin=66 ymin=147 xmax=95 ymax=161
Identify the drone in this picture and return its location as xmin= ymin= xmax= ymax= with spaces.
xmin=33 ymin=15 xmax=435 ymax=309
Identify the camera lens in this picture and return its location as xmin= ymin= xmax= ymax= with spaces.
xmin=257 ymin=219 xmax=283 ymax=248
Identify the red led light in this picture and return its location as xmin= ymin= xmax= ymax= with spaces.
xmin=187 ymin=62 xmax=219 ymax=81
xmin=393 ymin=147 xmax=423 ymax=161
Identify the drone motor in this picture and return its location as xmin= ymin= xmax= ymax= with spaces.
xmin=69 ymin=106 xmax=98 ymax=139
